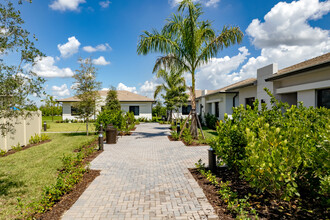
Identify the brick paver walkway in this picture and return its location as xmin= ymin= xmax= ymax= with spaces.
xmin=62 ymin=123 xmax=217 ymax=220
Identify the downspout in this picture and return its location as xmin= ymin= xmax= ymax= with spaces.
xmin=233 ymin=92 xmax=238 ymax=107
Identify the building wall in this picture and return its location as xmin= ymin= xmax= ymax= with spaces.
xmin=297 ymin=90 xmax=316 ymax=107
xmin=238 ymin=86 xmax=257 ymax=106
xmin=62 ymin=101 xmax=153 ymax=120
xmin=121 ymin=102 xmax=152 ymax=120
xmin=0 ymin=111 xmax=41 ymax=151
xmin=257 ymin=63 xmax=278 ymax=107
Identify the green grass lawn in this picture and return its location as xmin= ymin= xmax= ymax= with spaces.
xmin=42 ymin=116 xmax=96 ymax=132
xmin=0 ymin=133 xmax=97 ymax=220
xmin=201 ymin=126 xmax=217 ymax=140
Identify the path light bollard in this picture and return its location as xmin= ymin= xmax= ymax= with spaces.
xmin=208 ymin=147 xmax=217 ymax=173
xmin=177 ymin=123 xmax=180 ymax=135
xmin=174 ymin=119 xmax=176 ymax=125
xmin=43 ymin=121 xmax=47 ymax=132
xmin=98 ymin=124 xmax=104 ymax=151
xmin=186 ymin=121 xmax=189 ymax=129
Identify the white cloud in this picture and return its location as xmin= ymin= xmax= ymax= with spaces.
xmin=205 ymin=0 xmax=220 ymax=7
xmin=117 ymin=83 xmax=137 ymax=93
xmin=169 ymin=0 xmax=219 ymax=8
xmin=139 ymin=77 xmax=161 ymax=98
xmin=32 ymin=56 xmax=74 ymax=78
xmin=246 ymin=0 xmax=330 ymax=48
xmin=99 ymin=0 xmax=111 ymax=8
xmin=83 ymin=43 xmax=112 ymax=53
xmin=58 ymin=36 xmax=81 ymax=58
xmin=190 ymin=47 xmax=250 ymax=90
xmin=92 ymin=56 xmax=111 ymax=65
xmin=49 ymin=0 xmax=86 ymax=11
xmin=236 ymin=0 xmax=330 ymax=79
xmin=52 ymin=84 xmax=70 ymax=97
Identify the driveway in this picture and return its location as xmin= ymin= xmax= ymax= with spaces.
xmin=62 ymin=123 xmax=217 ymax=220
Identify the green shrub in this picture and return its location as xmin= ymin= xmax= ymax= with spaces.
xmin=211 ymin=88 xmax=330 ymax=201
xmin=29 ymin=134 xmax=50 ymax=145
xmin=170 ymin=131 xmax=179 ymax=140
xmin=94 ymin=109 xmax=124 ymax=131
xmin=29 ymin=134 xmax=41 ymax=145
xmin=204 ymin=113 xmax=217 ymax=129
xmin=182 ymin=128 xmax=193 ymax=145
xmin=0 ymin=149 xmax=6 ymax=156
xmin=12 ymin=143 xmax=22 ymax=151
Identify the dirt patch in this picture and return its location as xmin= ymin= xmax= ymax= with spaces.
xmin=167 ymin=135 xmax=208 ymax=147
xmin=36 ymin=169 xmax=100 ymax=220
xmin=0 ymin=140 xmax=52 ymax=157
xmin=189 ymin=167 xmax=329 ymax=220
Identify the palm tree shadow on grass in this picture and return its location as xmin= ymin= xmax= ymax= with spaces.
xmin=0 ymin=171 xmax=26 ymax=197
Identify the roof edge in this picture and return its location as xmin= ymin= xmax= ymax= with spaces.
xmin=266 ymin=61 xmax=330 ymax=82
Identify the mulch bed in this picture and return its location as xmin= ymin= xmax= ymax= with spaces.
xmin=189 ymin=167 xmax=329 ymax=220
xmin=35 ymin=140 xmax=104 ymax=220
xmin=167 ymin=135 xmax=208 ymax=146
xmin=0 ymin=140 xmax=51 ymax=157
xmin=36 ymin=169 xmax=100 ymax=220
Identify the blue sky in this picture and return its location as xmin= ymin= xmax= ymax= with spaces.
xmin=10 ymin=0 xmax=330 ymax=102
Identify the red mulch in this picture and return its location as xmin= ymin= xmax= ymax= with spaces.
xmin=189 ymin=167 xmax=329 ymax=220
xmin=0 ymin=140 xmax=51 ymax=157
xmin=167 ymin=135 xmax=208 ymax=146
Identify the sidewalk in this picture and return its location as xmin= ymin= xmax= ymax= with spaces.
xmin=62 ymin=123 xmax=217 ymax=220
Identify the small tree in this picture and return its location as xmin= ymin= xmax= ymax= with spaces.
xmin=154 ymin=68 xmax=188 ymax=121
xmin=105 ymin=87 xmax=121 ymax=111
xmin=41 ymin=95 xmax=58 ymax=121
xmin=0 ymin=0 xmax=45 ymax=136
xmin=72 ymin=58 xmax=101 ymax=136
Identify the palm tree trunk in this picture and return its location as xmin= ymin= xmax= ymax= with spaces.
xmin=190 ymin=70 xmax=198 ymax=139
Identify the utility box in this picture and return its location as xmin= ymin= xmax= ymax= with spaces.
xmin=106 ymin=124 xmax=117 ymax=144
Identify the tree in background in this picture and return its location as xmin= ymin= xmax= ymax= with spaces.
xmin=105 ymin=87 xmax=121 ymax=111
xmin=152 ymin=101 xmax=167 ymax=118
xmin=137 ymin=0 xmax=243 ymax=138
xmin=72 ymin=58 xmax=101 ymax=136
xmin=41 ymin=95 xmax=58 ymax=121
xmin=154 ymin=69 xmax=188 ymax=122
xmin=0 ymin=0 xmax=45 ymax=136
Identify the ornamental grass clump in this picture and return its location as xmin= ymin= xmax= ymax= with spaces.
xmin=211 ymin=88 xmax=330 ymax=202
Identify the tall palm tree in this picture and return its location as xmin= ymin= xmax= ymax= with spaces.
xmin=154 ymin=69 xmax=188 ymax=122
xmin=137 ymin=0 xmax=243 ymax=138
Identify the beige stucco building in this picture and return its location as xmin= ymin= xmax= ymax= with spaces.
xmin=58 ymin=90 xmax=154 ymax=120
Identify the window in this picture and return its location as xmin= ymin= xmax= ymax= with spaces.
xmin=129 ymin=106 xmax=140 ymax=116
xmin=245 ymin=97 xmax=255 ymax=109
xmin=215 ymin=102 xmax=219 ymax=118
xmin=182 ymin=105 xmax=191 ymax=115
xmin=71 ymin=106 xmax=80 ymax=116
xmin=317 ymin=88 xmax=330 ymax=109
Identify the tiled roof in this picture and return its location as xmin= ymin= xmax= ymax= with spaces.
xmin=267 ymin=52 xmax=330 ymax=81
xmin=58 ymin=90 xmax=154 ymax=102
xmin=207 ymin=78 xmax=257 ymax=94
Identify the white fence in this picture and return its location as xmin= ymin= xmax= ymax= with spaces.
xmin=0 ymin=111 xmax=42 ymax=151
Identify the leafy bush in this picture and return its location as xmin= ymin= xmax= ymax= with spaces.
xmin=204 ymin=113 xmax=217 ymax=129
xmin=170 ymin=131 xmax=179 ymax=140
xmin=11 ymin=143 xmax=22 ymax=151
xmin=94 ymin=109 xmax=124 ymax=131
xmin=0 ymin=149 xmax=6 ymax=156
xmin=29 ymin=134 xmax=50 ymax=145
xmin=182 ymin=128 xmax=193 ymax=145
xmin=211 ymin=88 xmax=330 ymax=201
